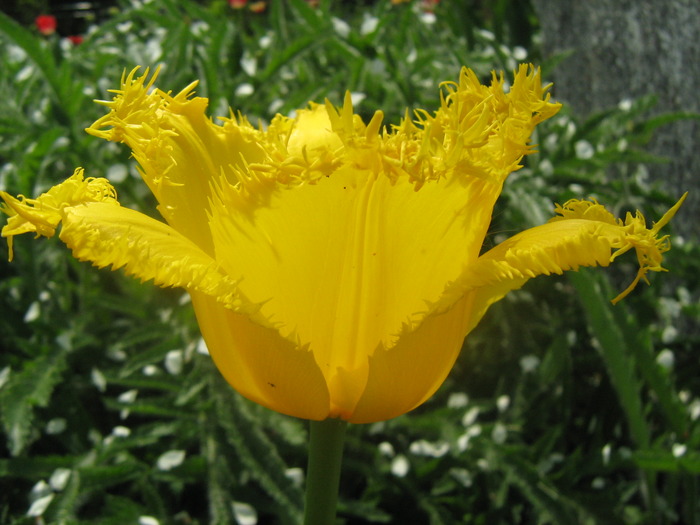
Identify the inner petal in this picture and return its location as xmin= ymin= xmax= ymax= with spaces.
xmin=209 ymin=168 xmax=491 ymax=414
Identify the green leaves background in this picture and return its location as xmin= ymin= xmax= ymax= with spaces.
xmin=0 ymin=1 xmax=698 ymax=523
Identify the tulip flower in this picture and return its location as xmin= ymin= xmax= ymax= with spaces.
xmin=0 ymin=64 xmax=685 ymax=523
xmin=0 ymin=65 xmax=684 ymax=425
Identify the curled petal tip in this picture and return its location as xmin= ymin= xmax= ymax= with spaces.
xmin=652 ymin=192 xmax=687 ymax=233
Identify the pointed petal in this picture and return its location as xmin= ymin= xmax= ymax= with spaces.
xmin=1 ymin=168 xmax=116 ymax=260
xmin=87 ymin=67 xmax=268 ymax=252
xmin=439 ymin=195 xmax=687 ymax=338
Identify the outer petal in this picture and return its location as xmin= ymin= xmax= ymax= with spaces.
xmin=1 ymin=169 xmax=257 ymax=313
xmin=349 ymin=293 xmax=477 ymax=423
xmin=191 ymin=292 xmax=331 ymax=420
xmin=439 ymin=194 xmax=687 ymax=338
xmin=87 ymin=67 xmax=268 ymax=253
xmin=348 ymin=195 xmax=685 ymax=423
xmin=1 ymin=168 xmax=115 ymax=260
xmin=59 ymin=202 xmax=256 ymax=310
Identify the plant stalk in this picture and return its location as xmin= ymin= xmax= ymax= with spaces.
xmin=303 ymin=418 xmax=347 ymax=525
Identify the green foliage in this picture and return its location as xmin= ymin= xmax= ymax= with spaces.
xmin=1 ymin=343 xmax=70 ymax=456
xmin=0 ymin=0 xmax=50 ymax=27
xmin=0 ymin=0 xmax=698 ymax=524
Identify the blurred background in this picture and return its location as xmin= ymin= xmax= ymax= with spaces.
xmin=0 ymin=1 xmax=698 ymax=523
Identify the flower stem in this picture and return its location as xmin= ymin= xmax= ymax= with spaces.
xmin=303 ymin=419 xmax=347 ymax=525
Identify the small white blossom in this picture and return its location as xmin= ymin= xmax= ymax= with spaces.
xmin=107 ymin=164 xmax=129 ymax=183
xmin=197 ymin=338 xmax=210 ymax=355
xmin=661 ymin=325 xmax=678 ymax=344
xmin=378 ymin=441 xmax=395 ymax=457
xmin=520 ymin=355 xmax=540 ymax=373
xmin=496 ymin=395 xmax=510 ymax=413
xmin=591 ymin=477 xmax=605 ymax=489
xmin=618 ymin=98 xmax=633 ymax=111
xmin=165 ymin=350 xmax=184 ymax=375
xmin=409 ymin=439 xmax=449 ymax=458
xmin=462 ymin=406 xmax=480 ymax=427
xmin=513 ymin=46 xmax=528 ymax=60
xmin=656 ymin=349 xmax=675 ymax=370
xmin=112 ymin=426 xmax=131 ymax=438
xmin=450 ymin=468 xmax=473 ymax=487
xmin=391 ymin=455 xmax=410 ymax=477
xmin=0 ymin=366 xmax=10 ymax=389
xmin=360 ymin=15 xmax=379 ymax=35
xmin=284 ymin=468 xmax=304 ymax=487
xmin=241 ymin=53 xmax=257 ymax=77
xmin=142 ymin=365 xmax=159 ymax=376
xmin=574 ymin=140 xmax=595 ymax=159
xmin=331 ymin=17 xmax=350 ymax=38
xmin=491 ymin=423 xmax=507 ymax=444
xmin=24 ymin=301 xmax=40 ymax=323
xmin=447 ymin=392 xmax=469 ymax=409
xmin=49 ymin=468 xmax=72 ymax=491
xmin=46 ymin=418 xmax=67 ymax=435
xmin=27 ymin=494 xmax=54 ymax=517
xmin=232 ymin=501 xmax=257 ymax=525
xmin=235 ymin=84 xmax=255 ymax=97
xmin=157 ymin=450 xmax=186 ymax=471
xmin=672 ymin=443 xmax=687 ymax=458
xmin=118 ymin=389 xmax=138 ymax=403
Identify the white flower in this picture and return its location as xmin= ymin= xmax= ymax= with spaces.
xmin=157 ymin=450 xmax=186 ymax=471
xmin=391 ymin=455 xmax=410 ymax=477
xmin=233 ymin=501 xmax=258 ymax=525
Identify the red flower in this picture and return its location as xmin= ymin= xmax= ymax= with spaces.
xmin=35 ymin=14 xmax=57 ymax=36
xmin=67 ymin=35 xmax=84 ymax=45
xmin=229 ymin=0 xmax=247 ymax=8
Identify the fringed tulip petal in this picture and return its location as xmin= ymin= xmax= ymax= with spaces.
xmin=60 ymin=203 xmax=260 ymax=313
xmin=87 ymin=67 xmax=269 ymax=253
xmin=439 ymin=194 xmax=688 ymax=339
xmin=1 ymin=168 xmax=115 ymax=260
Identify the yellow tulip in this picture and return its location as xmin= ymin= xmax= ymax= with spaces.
xmin=1 ymin=65 xmax=684 ymax=423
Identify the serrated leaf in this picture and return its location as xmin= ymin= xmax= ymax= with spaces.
xmin=0 ymin=455 xmax=74 ymax=479
xmin=568 ymin=270 xmax=650 ymax=449
xmin=210 ymin=369 xmax=304 ymax=524
xmin=633 ymin=450 xmax=700 ymax=474
xmin=96 ymin=495 xmax=148 ymax=525
xmin=48 ymin=468 xmax=80 ymax=524
xmin=78 ymin=463 xmax=147 ymax=492
xmin=0 ymin=346 xmax=69 ymax=456
xmin=493 ymin=444 xmax=585 ymax=523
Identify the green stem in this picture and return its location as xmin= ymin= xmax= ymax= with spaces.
xmin=303 ymin=419 xmax=347 ymax=525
